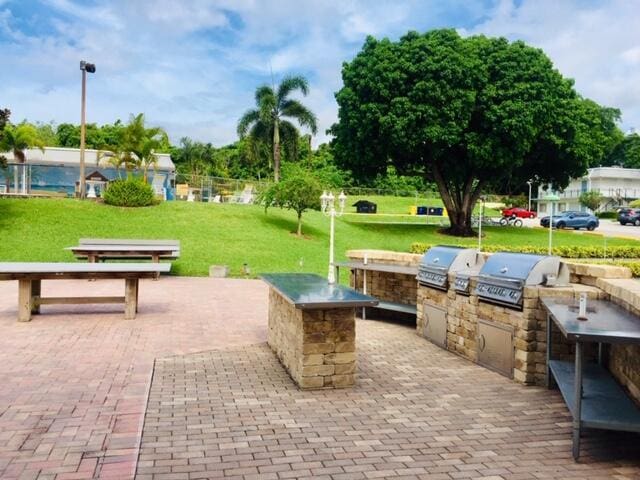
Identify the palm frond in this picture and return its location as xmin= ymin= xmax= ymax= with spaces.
xmin=277 ymin=75 xmax=309 ymax=102
xmin=255 ymin=85 xmax=276 ymax=105
xmin=280 ymin=100 xmax=318 ymax=134
xmin=237 ymin=109 xmax=261 ymax=137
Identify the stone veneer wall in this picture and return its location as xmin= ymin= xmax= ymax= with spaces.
xmin=346 ymin=250 xmax=421 ymax=308
xmin=348 ymin=250 xmax=640 ymax=404
xmin=267 ymin=288 xmax=356 ymax=389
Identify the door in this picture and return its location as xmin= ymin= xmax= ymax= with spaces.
xmin=477 ymin=319 xmax=514 ymax=378
xmin=423 ymin=303 xmax=447 ymax=348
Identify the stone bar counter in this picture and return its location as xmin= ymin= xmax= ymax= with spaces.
xmin=261 ymin=273 xmax=378 ymax=389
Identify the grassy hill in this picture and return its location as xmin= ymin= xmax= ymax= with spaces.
xmin=0 ymin=198 xmax=635 ymax=277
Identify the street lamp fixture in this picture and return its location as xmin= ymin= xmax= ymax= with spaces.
xmin=321 ymin=190 xmax=347 ymax=284
xmin=79 ymin=60 xmax=96 ymax=199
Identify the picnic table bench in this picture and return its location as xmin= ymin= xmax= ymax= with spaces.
xmin=66 ymin=238 xmax=180 ymax=263
xmin=0 ymin=262 xmax=171 ymax=321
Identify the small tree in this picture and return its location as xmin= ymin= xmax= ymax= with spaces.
xmin=579 ymin=190 xmax=603 ymax=212
xmin=261 ymin=170 xmax=322 ymax=236
xmin=0 ymin=108 xmax=9 ymax=170
xmin=0 ymin=123 xmax=45 ymax=193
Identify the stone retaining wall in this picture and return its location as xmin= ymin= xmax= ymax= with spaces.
xmin=267 ymin=288 xmax=356 ymax=389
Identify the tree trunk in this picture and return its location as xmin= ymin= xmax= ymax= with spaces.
xmin=432 ymin=163 xmax=483 ymax=237
xmin=273 ymin=119 xmax=281 ymax=182
xmin=297 ymin=212 xmax=303 ymax=236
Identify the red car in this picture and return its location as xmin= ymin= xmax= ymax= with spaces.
xmin=501 ymin=207 xmax=537 ymax=219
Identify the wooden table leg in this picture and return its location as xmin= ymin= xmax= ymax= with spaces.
xmin=88 ymin=254 xmax=97 ymax=282
xmin=124 ymin=278 xmax=138 ymax=319
xmin=18 ymin=279 xmax=32 ymax=322
xmin=152 ymin=254 xmax=160 ymax=280
xmin=31 ymin=280 xmax=41 ymax=314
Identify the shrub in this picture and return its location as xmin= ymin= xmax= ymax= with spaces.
xmin=103 ymin=178 xmax=157 ymax=207
xmin=410 ymin=242 xmax=640 ymax=259
xmin=596 ymin=211 xmax=617 ymax=219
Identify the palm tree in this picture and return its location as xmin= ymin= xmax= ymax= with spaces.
xmin=237 ymin=75 xmax=318 ymax=182
xmin=127 ymin=114 xmax=169 ymax=183
xmin=0 ymin=124 xmax=45 ymax=193
xmin=99 ymin=113 xmax=168 ymax=182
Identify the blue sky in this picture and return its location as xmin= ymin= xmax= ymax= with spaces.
xmin=1 ymin=0 xmax=638 ymax=147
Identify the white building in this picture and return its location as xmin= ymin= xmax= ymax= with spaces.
xmin=536 ymin=167 xmax=640 ymax=214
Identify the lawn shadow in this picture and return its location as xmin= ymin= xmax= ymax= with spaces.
xmin=258 ymin=212 xmax=324 ymax=238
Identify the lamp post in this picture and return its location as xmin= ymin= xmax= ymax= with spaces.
xmin=477 ymin=196 xmax=485 ymax=252
xmin=526 ymin=180 xmax=533 ymax=212
xmin=79 ymin=60 xmax=96 ymax=199
xmin=321 ymin=190 xmax=347 ymax=284
xmin=544 ymin=194 xmax=560 ymax=255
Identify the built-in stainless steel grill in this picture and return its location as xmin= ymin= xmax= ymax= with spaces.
xmin=476 ymin=252 xmax=569 ymax=309
xmin=418 ymin=246 xmax=479 ymax=290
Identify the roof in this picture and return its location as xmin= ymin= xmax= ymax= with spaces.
xmin=1 ymin=146 xmax=175 ymax=171
xmin=587 ymin=167 xmax=640 ymax=180
xmin=353 ymin=200 xmax=377 ymax=206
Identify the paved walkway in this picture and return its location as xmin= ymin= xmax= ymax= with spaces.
xmin=137 ymin=322 xmax=640 ymax=480
xmin=0 ymin=277 xmax=267 ymax=480
xmin=1 ymin=277 xmax=639 ymax=479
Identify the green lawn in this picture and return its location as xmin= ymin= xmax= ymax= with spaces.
xmin=1 ymin=198 xmax=636 ymax=278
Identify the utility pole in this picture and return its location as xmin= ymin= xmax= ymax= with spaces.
xmin=79 ymin=60 xmax=96 ymax=199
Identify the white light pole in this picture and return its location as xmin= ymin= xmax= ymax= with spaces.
xmin=321 ymin=190 xmax=347 ymax=284
xmin=477 ymin=197 xmax=485 ymax=252
xmin=527 ymin=180 xmax=533 ymax=212
xmin=544 ymin=194 xmax=560 ymax=255
xmin=79 ymin=60 xmax=96 ymax=199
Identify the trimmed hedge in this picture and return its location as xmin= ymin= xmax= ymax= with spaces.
xmin=103 ymin=179 xmax=157 ymax=207
xmin=410 ymin=242 xmax=640 ymax=259
xmin=596 ymin=211 xmax=617 ymax=219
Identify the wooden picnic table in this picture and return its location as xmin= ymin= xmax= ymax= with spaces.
xmin=0 ymin=262 xmax=171 ymax=321
xmin=66 ymin=238 xmax=180 ymax=263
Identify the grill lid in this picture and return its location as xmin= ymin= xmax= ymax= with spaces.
xmin=476 ymin=252 xmax=569 ymax=308
xmin=478 ymin=252 xmax=568 ymax=285
xmin=418 ymin=246 xmax=480 ymax=289
xmin=420 ymin=246 xmax=473 ymax=271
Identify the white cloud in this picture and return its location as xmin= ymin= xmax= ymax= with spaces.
xmin=1 ymin=0 xmax=638 ymax=148
xmin=461 ymin=0 xmax=640 ymax=131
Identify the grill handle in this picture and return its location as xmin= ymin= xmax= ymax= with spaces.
xmin=478 ymin=334 xmax=486 ymax=352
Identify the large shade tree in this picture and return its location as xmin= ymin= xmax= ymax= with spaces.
xmin=237 ymin=75 xmax=318 ymax=182
xmin=330 ymin=29 xmax=622 ymax=236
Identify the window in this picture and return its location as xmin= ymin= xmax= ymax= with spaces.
xmin=539 ymin=203 xmax=547 ymax=213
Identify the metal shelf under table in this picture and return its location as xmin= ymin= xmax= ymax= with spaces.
xmin=542 ymin=297 xmax=640 ymax=461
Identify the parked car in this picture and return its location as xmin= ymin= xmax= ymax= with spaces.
xmin=539 ymin=211 xmax=599 ymax=231
xmin=618 ymin=208 xmax=640 ymax=226
xmin=501 ymin=207 xmax=537 ymax=219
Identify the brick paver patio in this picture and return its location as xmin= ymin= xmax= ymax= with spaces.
xmin=137 ymin=321 xmax=640 ymax=480
xmin=1 ymin=277 xmax=639 ymax=479
xmin=0 ymin=277 xmax=267 ymax=480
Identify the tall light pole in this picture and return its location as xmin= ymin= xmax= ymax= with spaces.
xmin=477 ymin=196 xmax=485 ymax=252
xmin=526 ymin=180 xmax=533 ymax=212
xmin=544 ymin=194 xmax=560 ymax=255
xmin=321 ymin=190 xmax=347 ymax=284
xmin=79 ymin=60 xmax=96 ymax=199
